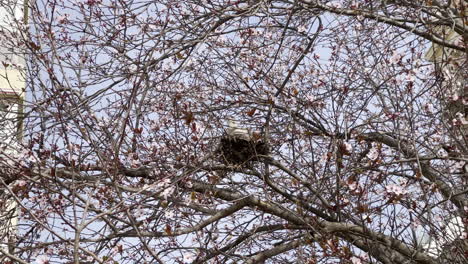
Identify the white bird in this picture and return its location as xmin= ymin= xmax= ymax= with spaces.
xmin=226 ymin=119 xmax=251 ymax=141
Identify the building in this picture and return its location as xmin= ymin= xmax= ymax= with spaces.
xmin=0 ymin=0 xmax=27 ymax=259
xmin=424 ymin=0 xmax=467 ymax=135
xmin=422 ymin=1 xmax=467 ymax=262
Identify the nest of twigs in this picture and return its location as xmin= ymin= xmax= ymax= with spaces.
xmin=217 ymin=135 xmax=270 ymax=165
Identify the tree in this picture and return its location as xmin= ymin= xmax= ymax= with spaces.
xmin=0 ymin=0 xmax=466 ymax=263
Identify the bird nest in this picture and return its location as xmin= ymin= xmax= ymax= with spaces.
xmin=217 ymin=134 xmax=270 ymax=165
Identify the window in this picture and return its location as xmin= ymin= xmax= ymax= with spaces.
xmin=0 ymin=95 xmax=21 ymax=150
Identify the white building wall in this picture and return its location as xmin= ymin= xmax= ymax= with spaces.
xmin=0 ymin=0 xmax=26 ymax=259
xmin=421 ymin=1 xmax=467 ymax=261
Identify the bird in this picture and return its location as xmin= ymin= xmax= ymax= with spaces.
xmin=226 ymin=118 xmax=251 ymax=141
xmin=217 ymin=118 xmax=270 ymax=165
